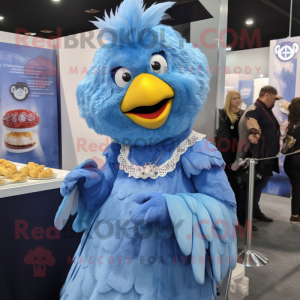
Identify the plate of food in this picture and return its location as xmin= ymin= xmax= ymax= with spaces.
xmin=278 ymin=100 xmax=290 ymax=115
xmin=2 ymin=109 xmax=40 ymax=131
xmin=0 ymin=169 xmax=28 ymax=184
xmin=21 ymin=162 xmax=57 ymax=180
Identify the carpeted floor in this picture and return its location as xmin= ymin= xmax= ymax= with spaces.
xmin=237 ymin=193 xmax=300 ymax=300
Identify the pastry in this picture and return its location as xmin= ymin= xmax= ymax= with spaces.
xmin=0 ymin=177 xmax=5 ymax=185
xmin=4 ymin=132 xmax=37 ymax=149
xmin=2 ymin=109 xmax=40 ymax=128
xmin=19 ymin=166 xmax=30 ymax=176
xmin=0 ymin=160 xmax=17 ymax=168
xmin=5 ymin=170 xmax=27 ymax=182
xmin=27 ymin=162 xmax=53 ymax=178
xmin=29 ymin=168 xmax=40 ymax=178
xmin=28 ymin=162 xmax=39 ymax=169
xmin=38 ymin=168 xmax=54 ymax=178
xmin=2 ymin=168 xmax=15 ymax=177
xmin=0 ymin=160 xmax=17 ymax=176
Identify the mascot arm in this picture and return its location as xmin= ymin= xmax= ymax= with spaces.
xmin=181 ymin=139 xmax=236 ymax=207
xmin=163 ymin=139 xmax=238 ymax=286
xmin=54 ymin=142 xmax=121 ymax=232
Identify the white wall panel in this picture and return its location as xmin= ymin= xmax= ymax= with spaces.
xmin=57 ymin=30 xmax=110 ymax=170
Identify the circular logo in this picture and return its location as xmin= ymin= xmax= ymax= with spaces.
xmin=10 ymin=82 xmax=30 ymax=101
xmin=240 ymin=87 xmax=252 ymax=99
xmin=274 ymin=42 xmax=299 ymax=62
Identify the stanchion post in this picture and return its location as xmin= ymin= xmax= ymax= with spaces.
xmin=245 ymin=159 xmax=255 ymax=251
xmin=239 ymin=158 xmax=269 ymax=267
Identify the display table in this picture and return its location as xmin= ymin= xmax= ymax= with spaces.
xmin=0 ymin=164 xmax=69 ymax=198
xmin=0 ymin=163 xmax=83 ymax=300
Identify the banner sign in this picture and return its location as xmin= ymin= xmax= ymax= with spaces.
xmin=0 ymin=42 xmax=59 ymax=168
xmin=239 ymin=80 xmax=254 ymax=109
xmin=263 ymin=37 xmax=300 ymax=197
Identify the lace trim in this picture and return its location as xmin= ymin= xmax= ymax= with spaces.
xmin=117 ymin=131 xmax=206 ymax=180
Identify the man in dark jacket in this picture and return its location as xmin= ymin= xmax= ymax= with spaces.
xmin=233 ymin=86 xmax=281 ymax=231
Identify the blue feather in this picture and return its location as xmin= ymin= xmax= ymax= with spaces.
xmin=191 ymin=215 xmax=206 ymax=284
xmin=134 ymin=262 xmax=157 ymax=295
xmin=91 ymin=0 xmax=175 ymax=46
xmin=166 ymin=195 xmax=193 ymax=256
xmin=165 ymin=193 xmax=237 ymax=287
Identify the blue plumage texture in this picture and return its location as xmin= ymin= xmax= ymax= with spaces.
xmin=57 ymin=137 xmax=237 ymax=299
xmin=131 ymin=192 xmax=172 ymax=227
xmin=91 ymin=0 xmax=175 ymax=46
xmin=55 ymin=0 xmax=237 ymax=298
xmin=76 ymin=1 xmax=210 ymax=146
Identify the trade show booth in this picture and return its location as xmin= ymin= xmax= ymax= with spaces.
xmin=0 ymin=0 xmax=299 ymax=299
xmin=0 ymin=1 xmax=230 ymax=299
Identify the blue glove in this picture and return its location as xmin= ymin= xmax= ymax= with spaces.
xmin=60 ymin=160 xmax=104 ymax=210
xmin=130 ymin=192 xmax=171 ymax=227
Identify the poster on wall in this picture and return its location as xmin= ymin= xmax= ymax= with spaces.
xmin=263 ymin=36 xmax=300 ymax=197
xmin=0 ymin=42 xmax=59 ymax=168
xmin=239 ymin=80 xmax=254 ymax=109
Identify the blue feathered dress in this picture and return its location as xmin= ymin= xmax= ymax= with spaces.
xmin=56 ymin=129 xmax=237 ymax=300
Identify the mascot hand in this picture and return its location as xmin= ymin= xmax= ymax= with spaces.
xmin=131 ymin=192 xmax=171 ymax=227
xmin=61 ymin=160 xmax=104 ymax=199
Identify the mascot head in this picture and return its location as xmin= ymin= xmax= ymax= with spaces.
xmin=76 ymin=0 xmax=210 ymax=145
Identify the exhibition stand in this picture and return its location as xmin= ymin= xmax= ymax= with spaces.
xmin=0 ymin=164 xmax=83 ymax=300
xmin=0 ymin=0 xmax=299 ymax=298
xmin=0 ymin=31 xmax=80 ymax=300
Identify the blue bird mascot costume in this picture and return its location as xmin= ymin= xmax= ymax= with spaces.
xmin=55 ymin=0 xmax=238 ymax=299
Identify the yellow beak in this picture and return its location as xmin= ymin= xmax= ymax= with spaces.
xmin=120 ymin=73 xmax=174 ymax=129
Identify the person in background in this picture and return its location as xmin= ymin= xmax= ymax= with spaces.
xmin=283 ymin=98 xmax=300 ymax=224
xmin=233 ymin=86 xmax=282 ymax=231
xmin=216 ymin=90 xmax=244 ymax=207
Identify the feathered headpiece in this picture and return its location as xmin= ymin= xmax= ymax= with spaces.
xmin=91 ymin=0 xmax=175 ymax=46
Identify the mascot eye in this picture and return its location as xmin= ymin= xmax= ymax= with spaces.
xmin=114 ymin=67 xmax=132 ymax=88
xmin=150 ymin=54 xmax=167 ymax=74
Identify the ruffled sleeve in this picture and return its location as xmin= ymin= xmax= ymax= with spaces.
xmin=181 ymin=139 xmax=237 ymax=208
xmin=181 ymin=139 xmax=225 ymax=177
xmin=55 ymin=142 xmax=121 ymax=232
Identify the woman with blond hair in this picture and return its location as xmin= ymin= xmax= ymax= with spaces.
xmin=216 ymin=90 xmax=244 ymax=206
xmin=283 ymin=97 xmax=300 ymax=224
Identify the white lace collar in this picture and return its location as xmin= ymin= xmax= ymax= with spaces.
xmin=117 ymin=131 xmax=205 ymax=180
